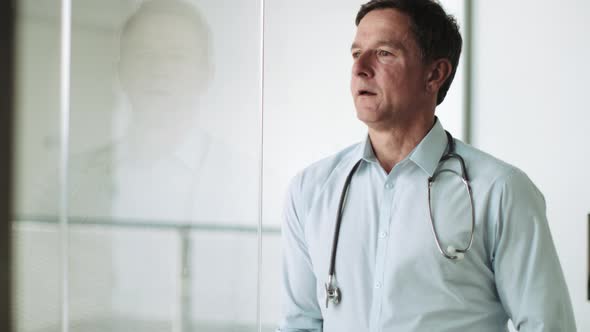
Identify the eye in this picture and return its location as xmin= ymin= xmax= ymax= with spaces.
xmin=351 ymin=50 xmax=361 ymax=59
xmin=377 ymin=49 xmax=392 ymax=57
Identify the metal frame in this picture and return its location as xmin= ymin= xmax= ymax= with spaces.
xmin=463 ymin=0 xmax=473 ymax=144
xmin=15 ymin=215 xmax=280 ymax=235
xmin=0 ymin=1 xmax=15 ymax=331
xmin=257 ymin=2 xmax=266 ymax=329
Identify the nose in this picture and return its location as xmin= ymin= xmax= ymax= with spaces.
xmin=352 ymin=52 xmax=374 ymax=78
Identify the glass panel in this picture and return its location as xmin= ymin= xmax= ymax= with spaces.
xmin=13 ymin=0 xmax=63 ymax=331
xmin=261 ymin=0 xmax=466 ymax=328
xmin=14 ymin=0 xmax=262 ymax=331
xmin=67 ymin=0 xmax=262 ymax=330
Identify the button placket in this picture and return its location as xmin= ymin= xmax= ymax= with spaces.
xmin=369 ymin=177 xmax=396 ymax=329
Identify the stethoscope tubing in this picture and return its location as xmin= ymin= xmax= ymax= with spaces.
xmin=325 ymin=131 xmax=475 ymax=307
xmin=328 ymin=160 xmax=362 ymax=278
xmin=427 ymin=168 xmax=475 ymax=260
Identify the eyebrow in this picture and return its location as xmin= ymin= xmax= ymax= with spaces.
xmin=350 ymin=40 xmax=405 ymax=51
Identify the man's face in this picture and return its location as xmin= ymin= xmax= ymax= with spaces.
xmin=119 ymin=13 xmax=206 ymax=110
xmin=350 ymin=9 xmax=430 ymax=130
xmin=119 ymin=13 xmax=208 ymax=133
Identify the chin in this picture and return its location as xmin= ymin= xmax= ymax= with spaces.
xmin=355 ymin=107 xmax=380 ymax=123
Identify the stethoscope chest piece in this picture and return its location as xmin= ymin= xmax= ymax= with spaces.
xmin=325 ymin=275 xmax=341 ymax=308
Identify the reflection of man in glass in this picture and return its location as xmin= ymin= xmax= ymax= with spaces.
xmin=59 ymin=0 xmax=213 ymax=220
xmin=112 ymin=3 xmax=258 ymax=328
xmin=110 ymin=0 xmax=216 ymax=328
xmin=117 ymin=0 xmax=211 ymax=165
xmin=22 ymin=1 xmax=215 ymax=330
xmin=96 ymin=0 xmax=214 ymax=222
xmin=26 ymin=0 xmax=258 ymax=329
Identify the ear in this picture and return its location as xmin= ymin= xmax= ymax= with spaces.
xmin=425 ymin=58 xmax=452 ymax=94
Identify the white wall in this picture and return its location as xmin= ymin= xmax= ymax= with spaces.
xmin=472 ymin=1 xmax=590 ymax=330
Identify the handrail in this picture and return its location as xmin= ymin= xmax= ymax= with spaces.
xmin=13 ymin=213 xmax=281 ymax=332
xmin=13 ymin=214 xmax=281 ymax=234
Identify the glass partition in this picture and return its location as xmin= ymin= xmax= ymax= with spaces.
xmin=13 ymin=1 xmax=63 ymax=331
xmin=15 ymin=0 xmax=262 ymax=331
xmin=14 ymin=1 xmax=465 ymax=331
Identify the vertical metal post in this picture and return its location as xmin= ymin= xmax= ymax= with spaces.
xmin=178 ymin=227 xmax=192 ymax=332
xmin=257 ymin=0 xmax=266 ymax=331
xmin=58 ymin=0 xmax=72 ymax=331
xmin=463 ymin=0 xmax=473 ymax=145
xmin=0 ymin=1 xmax=15 ymax=331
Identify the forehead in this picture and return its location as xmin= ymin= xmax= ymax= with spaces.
xmin=122 ymin=14 xmax=202 ymax=50
xmin=353 ymin=8 xmax=416 ymax=47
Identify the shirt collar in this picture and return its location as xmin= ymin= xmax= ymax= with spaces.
xmin=356 ymin=117 xmax=448 ymax=176
xmin=172 ymin=130 xmax=211 ymax=171
xmin=360 ymin=134 xmax=378 ymax=163
xmin=408 ymin=117 xmax=448 ymax=177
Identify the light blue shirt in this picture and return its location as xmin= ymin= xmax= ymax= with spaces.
xmin=278 ymin=119 xmax=575 ymax=332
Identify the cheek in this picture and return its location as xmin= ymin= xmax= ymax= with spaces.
xmin=377 ymin=71 xmax=402 ymax=98
xmin=384 ymin=67 xmax=422 ymax=93
xmin=381 ymin=65 xmax=403 ymax=82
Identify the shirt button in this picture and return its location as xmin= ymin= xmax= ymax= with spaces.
xmin=375 ymin=282 xmax=382 ymax=289
xmin=379 ymin=231 xmax=388 ymax=238
xmin=385 ymin=183 xmax=393 ymax=189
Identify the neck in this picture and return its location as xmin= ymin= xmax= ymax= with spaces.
xmin=368 ymin=115 xmax=435 ymax=173
xmin=121 ymin=124 xmax=190 ymax=165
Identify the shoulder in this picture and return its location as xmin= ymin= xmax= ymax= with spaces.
xmin=299 ymin=143 xmax=361 ymax=185
xmin=454 ymin=140 xmax=544 ymax=203
xmin=69 ymin=144 xmax=115 ymax=176
xmin=454 ymin=140 xmax=513 ymax=179
xmin=455 ymin=140 xmax=526 ymax=182
xmin=287 ymin=142 xmax=362 ymax=208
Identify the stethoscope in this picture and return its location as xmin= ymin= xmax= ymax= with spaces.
xmin=325 ymin=131 xmax=475 ymax=308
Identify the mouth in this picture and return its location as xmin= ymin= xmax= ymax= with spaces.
xmin=357 ymin=89 xmax=377 ymax=97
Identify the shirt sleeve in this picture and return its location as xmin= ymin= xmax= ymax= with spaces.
xmin=491 ymin=168 xmax=576 ymax=331
xmin=277 ymin=173 xmax=323 ymax=332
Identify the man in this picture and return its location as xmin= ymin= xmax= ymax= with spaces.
xmin=277 ymin=0 xmax=576 ymax=331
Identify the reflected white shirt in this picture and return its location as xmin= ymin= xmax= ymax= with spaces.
xmin=278 ymin=119 xmax=576 ymax=332
xmin=30 ymin=131 xmax=260 ymax=322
